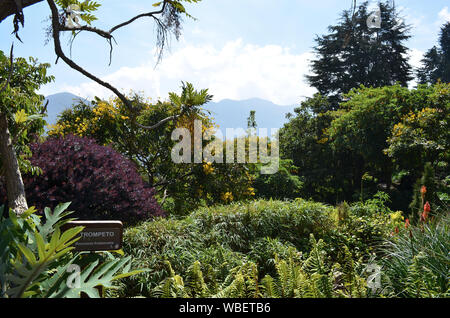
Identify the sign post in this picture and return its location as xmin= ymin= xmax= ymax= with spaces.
xmin=62 ymin=221 xmax=123 ymax=252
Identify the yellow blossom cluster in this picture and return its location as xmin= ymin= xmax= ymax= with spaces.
xmin=390 ymin=211 xmax=404 ymax=223
xmin=393 ymin=107 xmax=439 ymax=138
xmin=246 ymin=187 xmax=256 ymax=196
xmin=203 ymin=162 xmax=214 ymax=175
xmin=93 ymin=101 xmax=117 ymax=118
xmin=221 ymin=192 xmax=234 ymax=203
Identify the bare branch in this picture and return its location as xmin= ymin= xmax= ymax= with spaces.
xmin=109 ymin=1 xmax=168 ymax=34
xmin=135 ymin=114 xmax=178 ymax=130
xmin=59 ymin=24 xmax=113 ymax=40
xmin=40 ymin=99 xmax=49 ymax=115
xmin=47 ymin=0 xmax=133 ymax=109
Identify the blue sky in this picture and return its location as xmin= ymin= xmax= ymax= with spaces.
xmin=1 ymin=0 xmax=449 ymax=105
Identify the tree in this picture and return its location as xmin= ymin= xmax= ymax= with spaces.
xmin=408 ymin=163 xmax=438 ymax=222
xmin=0 ymin=0 xmax=203 ymax=214
xmin=306 ymin=1 xmax=412 ymax=108
xmin=0 ymin=48 xmax=53 ymax=214
xmin=48 ymin=85 xmax=256 ymax=215
xmin=417 ymin=22 xmax=450 ymax=84
xmin=253 ymin=159 xmax=303 ymax=200
xmin=281 ymin=83 xmax=449 ymax=210
xmin=279 ymin=95 xmax=344 ymax=203
xmin=247 ymin=110 xmax=257 ymax=130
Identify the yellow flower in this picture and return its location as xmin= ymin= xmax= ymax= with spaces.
xmin=203 ymin=162 xmax=214 ymax=175
xmin=390 ymin=211 xmax=404 ymax=223
xmin=221 ymin=192 xmax=234 ymax=203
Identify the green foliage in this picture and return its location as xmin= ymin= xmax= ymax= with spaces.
xmin=281 ymin=82 xmax=450 ymax=212
xmin=0 ymin=51 xmax=53 ymax=175
xmin=55 ymin=0 xmax=101 ymax=25
xmin=381 ymin=213 xmax=449 ymax=297
xmin=0 ymin=203 xmax=143 ymax=298
xmin=253 ymin=159 xmax=303 ymax=200
xmin=280 ymin=96 xmax=340 ymax=203
xmin=261 ymin=237 xmax=367 ymax=298
xmin=143 ymin=235 xmax=369 ymax=298
xmin=409 ymin=163 xmax=439 ymax=221
xmin=417 ymin=22 xmax=450 ymax=84
xmin=49 ymin=84 xmax=254 ymax=216
xmin=118 ymin=198 xmax=397 ymax=298
xmin=307 ymin=1 xmax=412 ymax=105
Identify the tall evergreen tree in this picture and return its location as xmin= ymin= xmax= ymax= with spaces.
xmin=307 ymin=1 xmax=412 ymax=108
xmin=417 ymin=22 xmax=450 ymax=84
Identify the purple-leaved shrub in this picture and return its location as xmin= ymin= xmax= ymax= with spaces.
xmin=6 ymin=135 xmax=163 ymax=222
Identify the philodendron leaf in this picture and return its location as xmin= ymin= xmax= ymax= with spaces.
xmin=38 ymin=202 xmax=75 ymax=242
xmin=50 ymin=256 xmax=147 ymax=298
xmin=6 ymin=224 xmax=83 ymax=298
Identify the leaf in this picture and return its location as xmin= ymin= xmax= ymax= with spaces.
xmin=17 ymin=243 xmax=37 ymax=266
xmin=50 ymin=256 xmax=141 ymax=298
xmin=38 ymin=202 xmax=74 ymax=241
xmin=14 ymin=109 xmax=28 ymax=124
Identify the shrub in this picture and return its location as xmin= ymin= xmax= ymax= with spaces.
xmin=253 ymin=159 xmax=303 ymax=200
xmin=119 ymin=199 xmax=339 ymax=297
xmin=21 ymin=135 xmax=163 ymax=223
xmin=0 ymin=203 xmax=142 ymax=298
xmin=119 ymin=197 xmax=411 ymax=298
xmin=325 ymin=193 xmax=398 ymax=260
xmin=380 ymin=213 xmax=449 ymax=297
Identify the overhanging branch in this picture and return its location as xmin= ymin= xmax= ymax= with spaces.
xmin=0 ymin=0 xmax=43 ymax=23
xmin=46 ymin=0 xmax=182 ymax=130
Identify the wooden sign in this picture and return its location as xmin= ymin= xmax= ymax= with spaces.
xmin=62 ymin=221 xmax=123 ymax=252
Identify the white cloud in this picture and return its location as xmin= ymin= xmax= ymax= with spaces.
xmin=409 ymin=48 xmax=424 ymax=70
xmin=438 ymin=7 xmax=450 ymax=25
xmin=408 ymin=48 xmax=424 ymax=88
xmin=58 ymin=39 xmax=316 ymax=105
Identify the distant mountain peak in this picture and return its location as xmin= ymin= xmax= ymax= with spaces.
xmin=44 ymin=92 xmax=297 ymax=131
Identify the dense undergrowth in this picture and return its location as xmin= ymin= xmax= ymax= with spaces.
xmin=112 ymin=196 xmax=448 ymax=298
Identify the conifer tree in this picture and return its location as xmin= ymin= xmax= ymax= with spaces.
xmin=307 ymin=1 xmax=412 ymax=108
xmin=417 ymin=22 xmax=450 ymax=84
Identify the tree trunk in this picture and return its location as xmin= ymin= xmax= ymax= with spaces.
xmin=0 ymin=112 xmax=28 ymax=215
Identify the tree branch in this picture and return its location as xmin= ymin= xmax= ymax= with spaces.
xmin=0 ymin=0 xmax=43 ymax=23
xmin=46 ymin=0 xmax=183 ymax=131
xmin=109 ymin=1 xmax=168 ymax=34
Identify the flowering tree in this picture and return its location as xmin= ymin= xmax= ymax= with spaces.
xmin=47 ymin=85 xmax=256 ymax=215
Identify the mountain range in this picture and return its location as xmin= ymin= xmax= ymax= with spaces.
xmin=44 ymin=92 xmax=297 ymax=132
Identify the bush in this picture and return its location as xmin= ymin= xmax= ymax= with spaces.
xmin=190 ymin=199 xmax=335 ymax=253
xmin=253 ymin=159 xmax=303 ymax=200
xmin=326 ymin=193 xmax=399 ymax=260
xmin=119 ymin=199 xmax=347 ymax=297
xmin=380 ymin=213 xmax=449 ymax=297
xmin=21 ymin=135 xmax=163 ymax=223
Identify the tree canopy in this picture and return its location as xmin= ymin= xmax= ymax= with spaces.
xmin=417 ymin=22 xmax=450 ymax=84
xmin=307 ymin=1 xmax=412 ymax=108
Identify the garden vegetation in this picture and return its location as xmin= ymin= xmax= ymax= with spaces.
xmin=0 ymin=1 xmax=448 ymax=298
